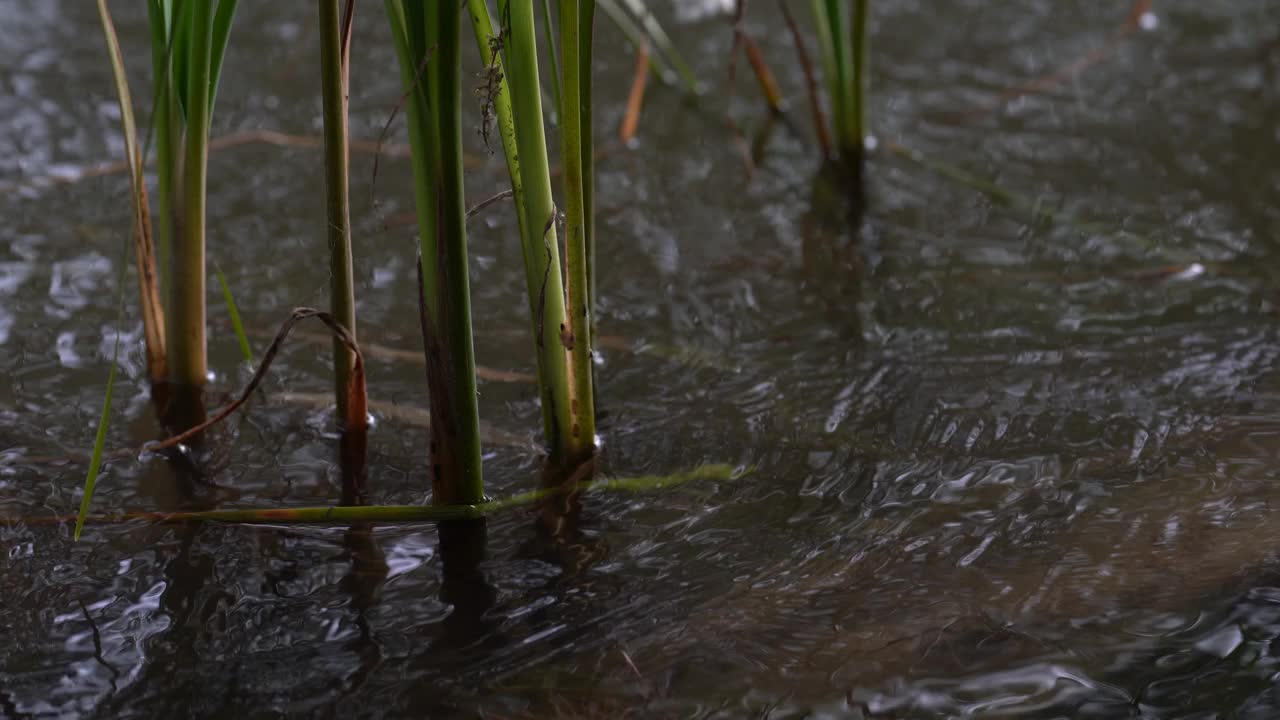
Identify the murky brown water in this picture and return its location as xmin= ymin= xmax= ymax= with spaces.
xmin=3 ymin=1 xmax=1280 ymax=717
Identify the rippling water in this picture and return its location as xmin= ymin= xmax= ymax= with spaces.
xmin=3 ymin=1 xmax=1280 ymax=717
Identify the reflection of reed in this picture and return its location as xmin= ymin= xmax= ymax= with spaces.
xmin=436 ymin=518 xmax=497 ymax=649
xmin=334 ymin=428 xmax=387 ymax=700
xmin=800 ymin=162 xmax=866 ymax=341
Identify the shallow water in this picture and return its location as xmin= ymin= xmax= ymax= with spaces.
xmin=3 ymin=1 xmax=1280 ymax=717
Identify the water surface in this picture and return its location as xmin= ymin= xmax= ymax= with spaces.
xmin=3 ymin=1 xmax=1280 ymax=717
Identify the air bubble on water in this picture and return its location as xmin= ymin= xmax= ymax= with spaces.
xmin=863 ymin=134 xmax=879 ymax=152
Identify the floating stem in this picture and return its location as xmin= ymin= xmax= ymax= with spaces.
xmin=61 ymin=464 xmax=744 ymax=528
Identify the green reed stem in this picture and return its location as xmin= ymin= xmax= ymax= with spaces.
xmin=466 ymin=0 xmax=529 ymax=256
xmin=580 ymin=0 xmax=597 ymax=316
xmin=98 ymin=0 xmax=167 ymax=384
xmin=500 ymin=0 xmax=575 ymax=462
xmin=386 ymin=0 xmax=485 ymax=504
xmin=319 ymin=0 xmax=359 ymax=427
xmin=558 ymin=0 xmax=596 ymax=460
xmin=812 ymin=0 xmax=868 ymax=161
xmin=168 ymin=0 xmax=215 ymax=390
xmin=146 ymin=1 xmax=177 ymax=305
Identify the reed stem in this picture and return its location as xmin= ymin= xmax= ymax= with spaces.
xmin=319 ymin=0 xmax=360 ymax=429
xmin=466 ymin=1 xmax=529 ymax=260
xmin=558 ymin=0 xmax=597 ymax=461
xmin=812 ymin=0 xmax=869 ymax=162
xmin=501 ymin=0 xmax=576 ymax=462
xmin=580 ymin=0 xmax=597 ymax=317
xmin=97 ymin=0 xmax=167 ymax=384
xmin=386 ymin=0 xmax=485 ymax=504
xmin=145 ymin=1 xmax=176 ymax=305
xmin=168 ymin=0 xmax=215 ymax=390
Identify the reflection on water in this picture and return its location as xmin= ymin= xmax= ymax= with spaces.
xmin=2 ymin=0 xmax=1280 ymax=717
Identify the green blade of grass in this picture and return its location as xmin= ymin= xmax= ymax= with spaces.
xmin=74 ymin=358 xmax=117 ymax=541
xmin=172 ymin=0 xmax=193 ymax=119
xmin=74 ymin=221 xmax=134 ymax=541
xmin=214 ymin=261 xmax=253 ymax=364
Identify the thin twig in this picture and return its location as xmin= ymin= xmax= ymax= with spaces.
xmin=145 ymin=307 xmax=366 ymax=454
xmin=780 ymin=0 xmax=832 ymax=161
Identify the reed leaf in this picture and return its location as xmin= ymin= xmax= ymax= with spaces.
xmin=95 ymin=0 xmax=167 ymax=384
xmin=74 ymin=358 xmax=117 ymax=542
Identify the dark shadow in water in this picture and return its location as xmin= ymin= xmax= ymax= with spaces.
xmin=436 ymin=517 xmax=496 ymax=648
xmin=801 ymin=160 xmax=867 ymax=341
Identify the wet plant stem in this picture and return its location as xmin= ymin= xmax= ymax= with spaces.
xmin=580 ymin=0 xmax=597 ymax=318
xmin=466 ymin=0 xmax=529 ymax=262
xmin=559 ymin=0 xmax=597 ymax=459
xmin=386 ymin=0 xmax=485 ymax=504
xmin=319 ymin=0 xmax=362 ymax=430
xmin=812 ymin=0 xmax=868 ymax=161
xmin=496 ymin=0 xmax=576 ymax=462
xmin=168 ymin=0 xmax=215 ymax=390
xmin=97 ymin=0 xmax=167 ymax=383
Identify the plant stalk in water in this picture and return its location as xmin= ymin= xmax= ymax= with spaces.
xmin=146 ymin=0 xmax=239 ymax=395
xmin=811 ymin=0 xmax=868 ymax=161
xmin=386 ymin=0 xmax=485 ymax=504
xmin=558 ymin=0 xmax=597 ymax=458
xmin=482 ymin=0 xmax=578 ymax=463
xmin=96 ymin=0 xmax=167 ymax=384
xmin=319 ymin=0 xmax=363 ymax=431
